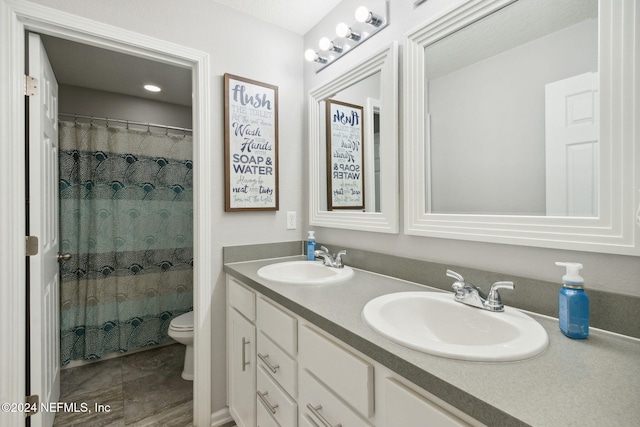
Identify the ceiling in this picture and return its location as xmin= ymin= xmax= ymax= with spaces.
xmin=213 ymin=0 xmax=341 ymax=35
xmin=40 ymin=0 xmax=339 ymax=107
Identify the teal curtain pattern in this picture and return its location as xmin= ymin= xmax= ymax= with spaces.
xmin=58 ymin=121 xmax=193 ymax=365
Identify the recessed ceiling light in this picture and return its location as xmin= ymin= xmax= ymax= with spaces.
xmin=144 ymin=84 xmax=161 ymax=92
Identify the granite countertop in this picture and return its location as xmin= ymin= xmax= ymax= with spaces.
xmin=224 ymin=256 xmax=640 ymax=427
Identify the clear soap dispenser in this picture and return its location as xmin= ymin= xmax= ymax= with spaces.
xmin=556 ymin=262 xmax=589 ymax=339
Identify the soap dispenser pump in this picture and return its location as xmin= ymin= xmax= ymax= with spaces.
xmin=556 ymin=261 xmax=589 ymax=339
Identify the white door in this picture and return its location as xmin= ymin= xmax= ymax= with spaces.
xmin=28 ymin=32 xmax=61 ymax=427
xmin=545 ymin=72 xmax=599 ymax=216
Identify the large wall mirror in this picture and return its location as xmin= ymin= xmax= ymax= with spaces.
xmin=310 ymin=42 xmax=399 ymax=233
xmin=404 ymin=0 xmax=639 ymax=254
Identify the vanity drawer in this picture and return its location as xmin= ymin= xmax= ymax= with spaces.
xmin=257 ymin=297 xmax=297 ymax=356
xmin=257 ymin=366 xmax=297 ymax=427
xmin=228 ymin=277 xmax=255 ymax=322
xmin=257 ymin=331 xmax=297 ymax=398
xmin=299 ymin=369 xmax=372 ymax=427
xmin=299 ymin=325 xmax=374 ymax=418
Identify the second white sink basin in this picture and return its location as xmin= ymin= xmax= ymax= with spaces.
xmin=362 ymin=292 xmax=548 ymax=362
xmin=257 ymin=261 xmax=354 ymax=285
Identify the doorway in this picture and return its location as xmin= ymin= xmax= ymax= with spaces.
xmin=0 ymin=2 xmax=213 ymax=426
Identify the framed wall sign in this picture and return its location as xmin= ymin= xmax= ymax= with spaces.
xmin=224 ymin=73 xmax=279 ymax=211
xmin=326 ymin=99 xmax=365 ymax=210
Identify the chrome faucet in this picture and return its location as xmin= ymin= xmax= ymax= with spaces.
xmin=314 ymin=246 xmax=347 ymax=268
xmin=446 ymin=269 xmax=514 ymax=312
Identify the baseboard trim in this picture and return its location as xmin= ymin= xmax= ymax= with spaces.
xmin=211 ymin=407 xmax=234 ymax=427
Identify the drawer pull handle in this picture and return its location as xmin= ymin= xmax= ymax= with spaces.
xmin=258 ymin=353 xmax=280 ymax=373
xmin=307 ymin=403 xmax=342 ymax=427
xmin=241 ymin=337 xmax=250 ymax=372
xmin=257 ymin=390 xmax=279 ymax=414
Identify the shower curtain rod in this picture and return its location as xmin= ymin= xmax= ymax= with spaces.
xmin=59 ymin=113 xmax=193 ymax=133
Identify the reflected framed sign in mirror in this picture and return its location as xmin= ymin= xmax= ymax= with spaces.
xmin=326 ymin=99 xmax=365 ymax=210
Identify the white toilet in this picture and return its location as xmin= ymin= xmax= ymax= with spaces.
xmin=168 ymin=311 xmax=194 ymax=381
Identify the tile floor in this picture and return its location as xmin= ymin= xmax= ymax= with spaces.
xmin=53 ymin=343 xmax=193 ymax=426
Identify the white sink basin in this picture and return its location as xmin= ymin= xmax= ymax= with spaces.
xmin=362 ymin=292 xmax=548 ymax=362
xmin=257 ymin=261 xmax=354 ymax=285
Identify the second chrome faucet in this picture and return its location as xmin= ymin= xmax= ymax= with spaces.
xmin=314 ymin=246 xmax=347 ymax=268
xmin=446 ymin=269 xmax=514 ymax=312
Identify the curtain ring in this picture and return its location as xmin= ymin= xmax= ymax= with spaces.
xmin=147 ymin=123 xmax=151 ymax=134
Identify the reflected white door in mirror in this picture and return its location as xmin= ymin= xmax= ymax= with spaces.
xmin=309 ymin=42 xmax=399 ymax=233
xmin=403 ymin=0 xmax=640 ymax=255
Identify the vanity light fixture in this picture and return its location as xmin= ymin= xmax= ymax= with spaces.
xmin=335 ymin=23 xmax=361 ymax=41
xmin=355 ymin=6 xmax=383 ymax=27
xmin=319 ymin=37 xmax=344 ymax=53
xmin=304 ymin=0 xmax=389 ymax=72
xmin=144 ymin=84 xmax=161 ymax=92
xmin=305 ymin=49 xmax=328 ymax=64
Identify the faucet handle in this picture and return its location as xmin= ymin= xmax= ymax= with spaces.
xmin=446 ymin=270 xmax=467 ymax=296
xmin=485 ymin=281 xmax=515 ymax=311
xmin=334 ymin=250 xmax=347 ymax=268
xmin=446 ymin=269 xmax=465 ymax=282
xmin=320 ymin=246 xmax=330 ymax=253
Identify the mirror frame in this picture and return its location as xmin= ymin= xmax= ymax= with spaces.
xmin=403 ymin=0 xmax=640 ymax=255
xmin=309 ymin=42 xmax=399 ymax=233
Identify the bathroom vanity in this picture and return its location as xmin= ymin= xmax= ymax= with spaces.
xmin=225 ymin=256 xmax=640 ymax=427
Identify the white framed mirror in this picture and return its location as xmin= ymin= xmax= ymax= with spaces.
xmin=309 ymin=42 xmax=399 ymax=233
xmin=404 ymin=0 xmax=640 ymax=255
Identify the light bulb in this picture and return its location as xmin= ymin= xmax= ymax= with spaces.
xmin=336 ymin=22 xmax=350 ymax=38
xmin=144 ymin=84 xmax=161 ymax=92
xmin=355 ymin=6 xmax=370 ymax=23
xmin=319 ymin=37 xmax=332 ymax=51
xmin=304 ymin=49 xmax=318 ymax=62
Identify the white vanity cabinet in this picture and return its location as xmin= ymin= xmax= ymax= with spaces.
xmin=228 ymin=277 xmax=257 ymax=427
xmin=227 ymin=274 xmax=479 ymax=427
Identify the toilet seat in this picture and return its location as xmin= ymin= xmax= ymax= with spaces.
xmin=169 ymin=311 xmax=194 ymax=332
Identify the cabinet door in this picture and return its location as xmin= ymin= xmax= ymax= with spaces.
xmin=229 ymin=308 xmax=257 ymax=427
xmin=384 ymin=378 xmax=470 ymax=427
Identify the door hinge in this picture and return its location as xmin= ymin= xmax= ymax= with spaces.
xmin=25 ymin=236 xmax=39 ymax=256
xmin=24 ymin=75 xmax=38 ymax=96
xmin=25 ymin=394 xmax=39 ymax=416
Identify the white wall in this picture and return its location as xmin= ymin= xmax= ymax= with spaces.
xmin=429 ymin=19 xmax=597 ymax=215
xmin=303 ymin=0 xmax=640 ymax=297
xmin=28 ymin=0 xmax=305 ymax=417
xmin=58 ymin=84 xmax=193 ymax=129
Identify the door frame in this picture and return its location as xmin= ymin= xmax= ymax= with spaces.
xmin=0 ymin=1 xmax=213 ymax=425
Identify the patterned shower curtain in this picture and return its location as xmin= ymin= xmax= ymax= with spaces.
xmin=58 ymin=120 xmax=193 ymax=365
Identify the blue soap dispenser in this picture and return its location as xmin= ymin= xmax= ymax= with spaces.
xmin=556 ymin=262 xmax=589 ymax=339
xmin=307 ymin=231 xmax=316 ymax=261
